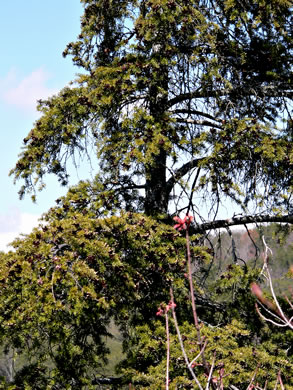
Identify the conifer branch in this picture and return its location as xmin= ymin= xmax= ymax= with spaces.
xmin=175 ymin=118 xmax=222 ymax=129
xmin=170 ymin=109 xmax=222 ymax=123
xmin=190 ymin=214 xmax=293 ymax=234
xmin=166 ymin=158 xmax=205 ymax=193
xmin=167 ymin=85 xmax=293 ymax=108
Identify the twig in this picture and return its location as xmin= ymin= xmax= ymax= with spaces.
xmin=278 ymin=371 xmax=285 ymax=390
xmin=188 ymin=339 xmax=208 ymax=370
xmin=246 ymin=364 xmax=259 ymax=390
xmin=251 ymin=236 xmax=293 ymax=329
xmin=170 ymin=288 xmax=204 ymax=390
xmin=186 ymin=228 xmax=209 ymax=375
xmin=165 ymin=311 xmax=170 ymax=390
xmin=205 ymin=353 xmax=216 ymax=390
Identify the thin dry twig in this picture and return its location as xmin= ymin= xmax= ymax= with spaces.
xmin=170 ymin=288 xmax=204 ymax=390
xmin=277 ymin=371 xmax=285 ymax=390
xmin=205 ymin=353 xmax=216 ymax=390
xmin=251 ymin=236 xmax=293 ymax=329
xmin=165 ymin=311 xmax=170 ymax=390
xmin=246 ymin=364 xmax=260 ymax=390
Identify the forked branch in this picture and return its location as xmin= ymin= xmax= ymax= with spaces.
xmin=251 ymin=237 xmax=293 ymax=329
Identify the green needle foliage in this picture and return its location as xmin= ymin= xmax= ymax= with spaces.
xmin=10 ymin=0 xmax=292 ymax=218
xmin=1 ymin=0 xmax=293 ymax=388
xmin=0 ymin=213 xmax=187 ymax=387
xmin=121 ymin=319 xmax=293 ymax=389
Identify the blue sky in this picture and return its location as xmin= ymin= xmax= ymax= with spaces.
xmin=0 ymin=1 xmax=85 ymax=250
xmin=0 ymin=1 xmax=241 ymax=251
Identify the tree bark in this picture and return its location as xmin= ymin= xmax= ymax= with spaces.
xmin=145 ymin=149 xmax=168 ymax=216
xmin=145 ymin=43 xmax=169 ymax=216
xmin=190 ymin=214 xmax=293 ymax=234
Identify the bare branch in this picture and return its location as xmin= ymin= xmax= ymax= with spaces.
xmin=188 ymin=339 xmax=208 ymax=370
xmin=169 ymin=109 xmax=222 ymax=123
xmin=166 ymin=158 xmax=204 ymax=193
xmin=246 ymin=364 xmax=260 ymax=390
xmin=278 ymin=371 xmax=285 ymax=390
xmin=206 ymin=353 xmax=216 ymax=390
xmin=165 ymin=311 xmax=170 ymax=390
xmin=175 ymin=118 xmax=222 ymax=129
xmin=167 ymin=89 xmax=227 ymax=108
xmin=167 ymin=85 xmax=293 ymax=109
xmin=251 ymin=237 xmax=293 ymax=330
xmin=190 ymin=214 xmax=293 ymax=234
xmin=170 ymin=288 xmax=204 ymax=390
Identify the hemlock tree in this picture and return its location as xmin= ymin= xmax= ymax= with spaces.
xmin=11 ymin=0 xmax=292 ymax=223
xmin=2 ymin=0 xmax=293 ymax=388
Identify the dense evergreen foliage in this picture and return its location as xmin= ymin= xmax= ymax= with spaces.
xmin=1 ymin=0 xmax=292 ymax=388
xmin=11 ymin=0 xmax=292 ymax=220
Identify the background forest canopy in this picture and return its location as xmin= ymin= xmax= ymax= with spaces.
xmin=0 ymin=0 xmax=293 ymax=388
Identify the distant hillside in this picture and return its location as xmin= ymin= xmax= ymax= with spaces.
xmin=204 ymin=223 xmax=293 ymax=293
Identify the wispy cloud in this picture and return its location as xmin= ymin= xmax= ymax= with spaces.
xmin=0 ymin=207 xmax=21 ymax=233
xmin=0 ymin=67 xmax=58 ymax=111
xmin=0 ymin=209 xmax=40 ymax=252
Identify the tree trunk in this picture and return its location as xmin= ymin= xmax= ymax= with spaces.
xmin=145 ymin=149 xmax=168 ymax=216
xmin=145 ymin=44 xmax=169 ymax=217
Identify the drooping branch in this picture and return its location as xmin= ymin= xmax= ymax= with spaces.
xmin=167 ymin=89 xmax=222 ymax=108
xmin=166 ymin=158 xmax=205 ymax=194
xmin=190 ymin=214 xmax=293 ymax=234
xmin=175 ymin=118 xmax=222 ymax=129
xmin=251 ymin=237 xmax=293 ymax=330
xmin=167 ymin=85 xmax=293 ymax=109
xmin=110 ymin=183 xmax=146 ymax=191
xmin=169 ymin=109 xmax=222 ymax=123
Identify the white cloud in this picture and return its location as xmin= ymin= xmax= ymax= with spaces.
xmin=0 ymin=67 xmax=58 ymax=111
xmin=0 ymin=208 xmax=21 ymax=233
xmin=0 ymin=210 xmax=40 ymax=252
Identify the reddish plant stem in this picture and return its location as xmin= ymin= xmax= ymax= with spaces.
xmin=165 ymin=311 xmax=170 ymax=390
xmin=278 ymin=371 xmax=285 ymax=390
xmin=185 ymin=228 xmax=210 ymax=379
xmin=185 ymin=229 xmax=200 ymax=330
xmin=170 ymin=288 xmax=204 ymax=390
